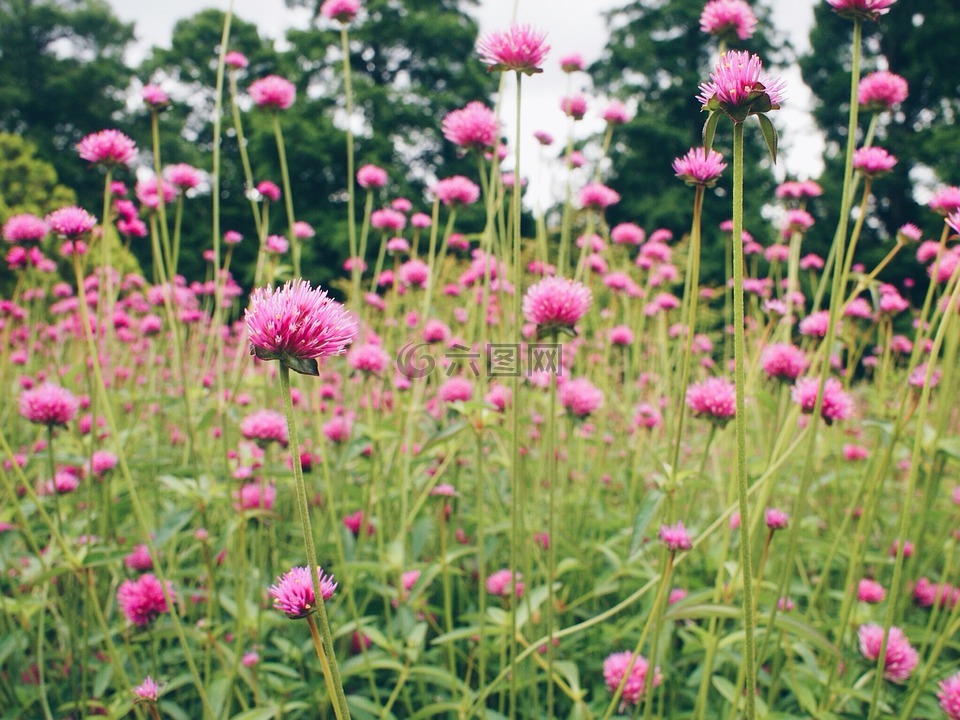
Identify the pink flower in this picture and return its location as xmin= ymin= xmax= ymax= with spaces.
xmin=827 ymin=0 xmax=896 ymax=22
xmin=439 ymin=377 xmax=474 ymax=403
xmin=668 ymin=588 xmax=688 ymax=605
xmin=245 ymin=279 xmax=358 ymax=375
xmin=356 ymin=164 xmax=388 ymax=189
xmin=294 ymin=221 xmax=314 ymax=239
xmin=603 ymin=651 xmax=662 ymax=706
xmin=432 ymin=176 xmax=480 ymax=207
xmin=125 ymin=544 xmax=154 ymax=571
xmin=659 ymin=522 xmax=693 ymax=551
xmin=117 ymin=574 xmax=174 ymax=626
xmin=857 ymin=624 xmax=918 ymax=683
xmin=477 ymin=24 xmax=550 ymax=74
xmin=324 ymin=416 xmax=352 ymax=444
xmin=20 ymin=383 xmax=79 ymax=426
xmin=225 ymin=51 xmax=249 ymax=69
xmin=91 ymin=450 xmax=118 ymax=477
xmin=930 ymin=186 xmax=960 ymax=216
xmin=579 ymin=183 xmax=620 ymax=210
xmin=265 ymin=235 xmax=289 ymax=254
xmin=242 ymin=651 xmax=259 ymax=667
xmin=133 ymin=676 xmax=160 ymax=702
xmin=249 ymin=75 xmax=296 ymax=110
xmin=611 ymin=222 xmax=645 ymax=246
xmin=165 ymin=163 xmax=204 ymax=191
xmin=486 ymin=569 xmax=523 ymax=597
xmin=237 ymin=482 xmax=277 ymax=511
xmin=697 ymin=50 xmax=785 ymax=122
xmin=609 ymin=325 xmax=635 ymax=346
xmin=560 ymin=94 xmax=588 ymax=120
xmin=240 ymin=409 xmax=289 ymax=447
xmin=939 ymin=672 xmax=960 ymax=720
xmin=799 ymin=310 xmax=833 ymax=338
xmin=348 ymin=343 xmax=391 ymax=376
xmin=442 ymin=102 xmax=499 ymax=150
xmin=853 ymin=146 xmax=897 ymax=177
xmin=269 ymin=566 xmax=337 ymax=618
xmin=858 ymin=579 xmax=885 ymax=603
xmin=859 ymin=71 xmax=908 ymax=110
xmin=765 ymin=507 xmax=789 ymax=530
xmin=602 ymin=100 xmax=632 ymax=125
xmin=3 ymin=214 xmax=48 ymax=243
xmin=257 ymin=180 xmax=281 ymax=202
xmin=46 ymin=207 xmax=96 ymax=238
xmin=672 ymin=147 xmax=727 ymax=186
xmin=136 ymin=177 xmax=176 ymax=209
xmin=634 ymin=403 xmax=663 ymax=430
xmin=522 ymin=276 xmax=592 ymax=333
xmin=142 ymin=84 xmax=170 ymax=109
xmin=486 ymin=384 xmax=511 ymax=411
xmin=686 ymin=377 xmax=736 ymax=425
xmin=534 ymin=130 xmax=554 ymax=145
xmin=700 ymin=0 xmax=758 ymax=42
xmin=791 ymin=377 xmax=854 ymax=424
xmin=783 ymin=208 xmax=815 ymax=235
xmin=77 ymin=129 xmax=137 ymax=167
xmin=559 ymin=53 xmax=585 ymax=72
xmin=399 ymin=258 xmax=430 ymax=288
xmin=777 ymin=180 xmax=822 ymax=199
xmin=559 ymin=378 xmax=604 ymax=418
xmin=371 ymin=208 xmax=407 ymax=231
xmin=343 ymin=509 xmax=372 ymax=536
xmin=843 ymin=443 xmax=869 ymax=461
xmin=320 ymin=0 xmax=360 ymax=23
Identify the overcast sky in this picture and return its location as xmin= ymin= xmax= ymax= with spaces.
xmin=109 ymin=0 xmax=823 ymax=206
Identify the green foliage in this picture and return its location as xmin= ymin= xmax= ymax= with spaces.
xmin=0 ymin=133 xmax=75 ymax=221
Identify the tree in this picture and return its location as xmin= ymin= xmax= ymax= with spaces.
xmin=0 ymin=133 xmax=76 ymax=221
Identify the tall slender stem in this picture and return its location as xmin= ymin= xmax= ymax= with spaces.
xmin=272 ymin=113 xmax=299 ymax=276
xmin=340 ymin=24 xmax=358 ymax=309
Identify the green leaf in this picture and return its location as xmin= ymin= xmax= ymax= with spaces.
xmin=702 ymin=111 xmax=721 ymax=151
xmin=230 ymin=708 xmax=279 ymax=720
xmin=628 ymin=490 xmax=664 ymax=561
xmin=757 ymin=113 xmax=778 ymax=164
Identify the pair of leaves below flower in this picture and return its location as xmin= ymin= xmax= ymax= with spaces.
xmin=701 ymin=110 xmax=778 ymax=165
xmin=252 ymin=346 xmax=319 ymax=376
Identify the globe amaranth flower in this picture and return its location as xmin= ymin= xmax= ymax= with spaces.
xmin=603 ymin=651 xmax=662 ymax=706
xmin=486 ymin=569 xmax=523 ymax=597
xmin=522 ymin=276 xmax=592 ymax=337
xmin=240 ymin=409 xmax=289 ymax=447
xmin=858 ymin=578 xmax=886 ymax=603
xmin=224 ymin=51 xmax=249 ymax=69
xmin=477 ymin=24 xmax=550 ymax=75
xmin=3 ymin=214 xmax=48 ymax=244
xmin=760 ymin=343 xmax=808 ymax=381
xmin=46 ymin=207 xmax=97 ymax=238
xmin=858 ymin=71 xmax=908 ymax=110
xmin=77 ymin=129 xmax=137 ymax=168
xmin=20 ymin=383 xmax=80 ymax=427
xmin=432 ymin=176 xmax=480 ymax=207
xmin=853 ymin=146 xmax=897 ymax=177
xmin=672 ymin=147 xmax=727 ymax=187
xmin=791 ymin=376 xmax=854 ymax=425
xmin=559 ymin=53 xmax=585 ymax=73
xmin=164 ymin=163 xmax=204 ymax=192
xmin=828 ymin=0 xmax=896 ymax=22
xmin=117 ymin=573 xmax=175 ymax=626
xmin=245 ymin=278 xmax=358 ymax=376
xmin=442 ymin=101 xmax=499 ymax=150
xmin=560 ymin=94 xmax=588 ymax=120
xmin=929 ymin=186 xmax=960 ymax=216
xmin=857 ymin=623 xmax=918 ymax=683
xmin=700 ymin=0 xmax=758 ymax=42
xmin=659 ymin=522 xmax=693 ymax=551
xmin=142 ymin=84 xmax=169 ymax=109
xmin=579 ymin=183 xmax=620 ymax=210
xmin=559 ymin=377 xmax=604 ymax=418
xmin=133 ymin=676 xmax=160 ymax=702
xmin=698 ymin=50 xmax=785 ymax=123
xmin=356 ymin=164 xmax=388 ymax=190
xmin=776 ymin=180 xmax=823 ymax=200
xmin=249 ymin=75 xmax=296 ymax=110
xmin=320 ymin=0 xmax=360 ymax=23
xmin=940 ymin=672 xmax=960 ymax=720
xmin=269 ymin=565 xmax=337 ymax=618
xmin=686 ymin=377 xmax=737 ymax=426
xmin=602 ymin=100 xmax=633 ymax=125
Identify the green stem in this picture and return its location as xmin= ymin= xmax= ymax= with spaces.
xmin=272 ymin=112 xmax=299 ymax=276
xmin=340 ymin=24 xmax=357 ymax=310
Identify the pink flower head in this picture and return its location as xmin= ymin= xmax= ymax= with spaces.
xmin=3 ymin=214 xmax=48 ymax=244
xmin=249 ymin=75 xmax=296 ymax=110
xmin=320 ymin=0 xmax=360 ymax=23
xmin=91 ymin=450 xmax=118 ymax=477
xmin=603 ymin=651 xmax=662 ymax=706
xmin=559 ymin=377 xmax=604 ymax=418
xmin=125 ymin=544 xmax=154 ymax=571
xmin=560 ymin=94 xmax=588 ymax=120
xmin=77 ymin=129 xmax=137 ymax=167
xmin=486 ymin=569 xmax=523 ymax=597
xmin=761 ymin=343 xmax=808 ymax=381
xmin=698 ymin=50 xmax=785 ymax=123
xmin=859 ymin=71 xmax=908 ymax=110
xmin=853 ymin=146 xmax=897 ymax=177
xmin=765 ymin=507 xmax=789 ymax=530
xmin=443 ymin=101 xmax=499 ymax=150
xmin=117 ymin=574 xmax=174 ymax=626
xmin=857 ymin=624 xmax=918 ymax=683
xmin=432 ymin=176 xmax=480 ymax=207
xmin=799 ymin=309 xmax=832 ymax=338
xmin=256 ymin=180 xmax=281 ymax=202
xmin=522 ymin=276 xmax=592 ymax=334
xmin=611 ymin=222 xmax=645 ymax=245
xmin=224 ymin=51 xmax=249 ymax=69
xmin=559 ymin=53 xmax=585 ymax=73
xmin=245 ymin=279 xmax=358 ymax=375
xmin=686 ymin=377 xmax=736 ymax=425
xmin=700 ymin=0 xmax=758 ymax=42
xmin=659 ymin=521 xmax=693 ymax=551
xmin=165 ymin=163 xmax=204 ymax=191
xmin=939 ymin=672 xmax=960 ymax=720
xmin=348 ymin=343 xmax=391 ymax=376
xmin=133 ymin=676 xmax=160 ymax=702
xmin=371 ymin=208 xmax=407 ymax=231
xmin=827 ymin=0 xmax=896 ymax=22
xmin=929 ymin=186 xmax=960 ymax=216
xmin=357 ymin=164 xmax=388 ymax=189
xmin=136 ymin=177 xmax=176 ymax=209
xmin=343 ymin=509 xmax=372 ymax=536
xmin=237 ymin=482 xmax=277 ymax=511
xmin=240 ymin=409 xmax=289 ymax=447
xmin=672 ymin=147 xmax=727 ymax=187
xmin=602 ymin=100 xmax=633 ymax=125
xmin=534 ymin=129 xmax=554 ymax=145
xmin=783 ymin=208 xmax=815 ymax=235
xmin=265 ymin=235 xmax=289 ymax=254
xmin=142 ymin=84 xmax=170 ymax=109
xmin=579 ymin=183 xmax=620 ymax=210
xmin=858 ymin=578 xmax=886 ymax=603
xmin=269 ymin=566 xmax=337 ymax=618
xmin=439 ymin=377 xmax=474 ymax=403
xmin=399 ymin=258 xmax=430 ymax=288
xmin=791 ymin=377 xmax=854 ymax=424
xmin=477 ymin=24 xmax=550 ymax=75
xmin=294 ymin=221 xmax=315 ymax=239
xmin=20 ymin=383 xmax=79 ymax=427
xmin=46 ymin=207 xmax=96 ymax=238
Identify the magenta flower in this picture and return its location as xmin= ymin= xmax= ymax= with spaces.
xmin=269 ymin=566 xmax=338 ymax=618
xmin=442 ymin=101 xmax=499 ymax=150
xmin=46 ymin=207 xmax=96 ymax=238
xmin=760 ymin=343 xmax=808 ymax=381
xmin=240 ymin=409 xmax=289 ymax=447
xmin=522 ymin=276 xmax=592 ymax=335
xmin=356 ymin=164 xmax=388 ymax=189
xmin=124 ymin=544 xmax=154 ymax=571
xmin=858 ymin=71 xmax=908 ymax=110
xmin=776 ymin=180 xmax=823 ymax=199
xmin=20 ymin=383 xmax=79 ymax=427
xmin=432 ymin=176 xmax=480 ymax=207
xmin=371 ymin=208 xmax=407 ymax=231
xmin=320 ymin=0 xmax=360 ymax=23
xmin=791 ymin=377 xmax=854 ymax=424
xmin=398 ymin=258 xmax=430 ymax=288
xmin=245 ymin=279 xmax=358 ymax=376
xmin=857 ymin=624 xmax=918 ymax=683
xmin=698 ymin=50 xmax=785 ymax=123
xmin=603 ymin=651 xmax=662 ymax=706
xmin=579 ymin=183 xmax=620 ymax=210
xmin=827 ymin=0 xmax=896 ymax=22
xmin=348 ymin=343 xmax=391 ymax=376
xmin=798 ymin=309 xmax=832 ymax=338
xmin=602 ymin=100 xmax=633 ymax=125
xmin=700 ymin=0 xmax=758 ymax=42
xmin=439 ymin=377 xmax=474 ymax=403
xmin=249 ymin=75 xmax=296 ymax=110
xmin=486 ymin=569 xmax=523 ymax=598
xmin=560 ymin=94 xmax=588 ymax=120
xmin=765 ymin=507 xmax=789 ymax=530
xmin=858 ymin=578 xmax=886 ymax=603
xmin=77 ymin=129 xmax=137 ymax=168
xmin=225 ymin=51 xmax=249 ymax=69
xmin=659 ymin=522 xmax=693 ymax=551
xmin=559 ymin=377 xmax=604 ymax=418
xmin=686 ymin=377 xmax=737 ymax=425
xmin=135 ymin=177 xmax=176 ymax=210
xmin=672 ymin=147 xmax=727 ymax=187
xmin=611 ymin=222 xmax=645 ymax=246
xmin=559 ymin=52 xmax=585 ymax=73
xmin=940 ymin=672 xmax=960 ymax=720
xmin=117 ymin=573 xmax=174 ymax=626
xmin=257 ymin=180 xmax=282 ymax=202
xmin=142 ymin=84 xmax=170 ymax=109
xmin=929 ymin=186 xmax=960 ymax=216
xmin=133 ymin=676 xmax=160 ymax=702
xmin=3 ymin=214 xmax=48 ymax=244
xmin=853 ymin=146 xmax=897 ymax=177
xmin=236 ymin=482 xmax=277 ymax=511
xmin=477 ymin=24 xmax=550 ymax=75
xmin=164 ymin=163 xmax=204 ymax=191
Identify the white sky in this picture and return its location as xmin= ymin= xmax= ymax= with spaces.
xmin=109 ymin=0 xmax=824 ymax=206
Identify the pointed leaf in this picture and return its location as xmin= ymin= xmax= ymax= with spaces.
xmin=702 ymin=111 xmax=721 ymax=151
xmin=757 ymin=113 xmax=778 ymax=164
